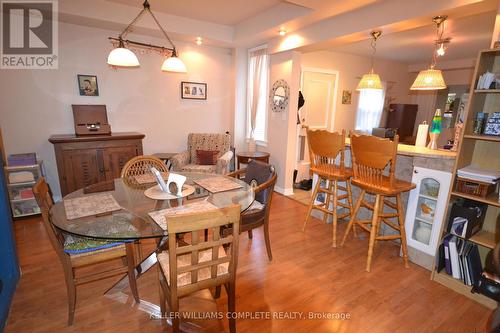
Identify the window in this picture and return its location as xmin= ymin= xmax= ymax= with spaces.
xmin=247 ymin=45 xmax=269 ymax=143
xmin=355 ymin=87 xmax=386 ymax=133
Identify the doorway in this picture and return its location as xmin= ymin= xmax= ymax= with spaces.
xmin=292 ymin=67 xmax=339 ymax=202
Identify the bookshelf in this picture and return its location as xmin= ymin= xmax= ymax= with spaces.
xmin=3 ymin=161 xmax=43 ymax=218
xmin=431 ymin=48 xmax=500 ymax=310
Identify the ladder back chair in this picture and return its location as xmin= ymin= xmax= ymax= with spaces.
xmin=32 ymin=178 xmax=139 ymax=325
xmin=303 ymin=128 xmax=354 ymax=247
xmin=340 ymin=134 xmax=416 ymax=272
xmin=157 ymin=204 xmax=240 ymax=333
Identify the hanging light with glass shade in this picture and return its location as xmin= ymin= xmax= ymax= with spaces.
xmin=357 ymin=30 xmax=383 ymax=91
xmin=410 ymin=16 xmax=448 ymax=90
xmin=107 ymin=0 xmax=187 ymax=73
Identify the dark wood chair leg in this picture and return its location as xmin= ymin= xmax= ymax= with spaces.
xmin=225 ymin=282 xmax=236 ymax=333
xmin=264 ymin=221 xmax=273 ymax=261
xmin=158 ymin=270 xmax=167 ymax=317
xmin=125 ymin=242 xmax=140 ymax=303
xmin=62 ymin=263 xmax=76 ymax=326
xmin=171 ymin=297 xmax=180 ymax=333
xmin=248 ymin=230 xmax=253 ymax=239
xmin=214 ymin=286 xmax=222 ymax=299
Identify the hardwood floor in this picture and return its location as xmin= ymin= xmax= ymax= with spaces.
xmin=5 ymin=194 xmax=491 ymax=332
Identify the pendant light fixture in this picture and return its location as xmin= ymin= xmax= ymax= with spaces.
xmin=357 ymin=30 xmax=383 ymax=91
xmin=107 ymin=0 xmax=187 ymax=73
xmin=410 ymin=16 xmax=448 ymax=90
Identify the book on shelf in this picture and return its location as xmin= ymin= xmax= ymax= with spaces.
xmin=449 ymin=236 xmax=462 ymax=280
xmin=437 ymin=235 xmax=483 ymax=286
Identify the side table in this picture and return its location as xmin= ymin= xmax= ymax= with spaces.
xmin=152 ymin=153 xmax=177 ymax=170
xmin=236 ymin=151 xmax=270 ymax=169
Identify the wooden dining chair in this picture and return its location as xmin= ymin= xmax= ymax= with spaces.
xmin=121 ymin=155 xmax=169 ymax=259
xmin=121 ymin=155 xmax=169 ymax=179
xmin=157 ymin=205 xmax=240 ymax=333
xmin=303 ymin=128 xmax=354 ymax=247
xmin=228 ymin=160 xmax=277 ymax=260
xmin=32 ymin=178 xmax=139 ymax=325
xmin=340 ymin=134 xmax=416 ymax=272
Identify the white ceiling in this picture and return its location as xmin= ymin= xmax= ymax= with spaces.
xmin=106 ymin=0 xmax=283 ymax=25
xmin=332 ymin=10 xmax=496 ymax=64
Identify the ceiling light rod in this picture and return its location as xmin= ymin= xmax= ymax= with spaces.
xmin=110 ymin=0 xmax=178 ymax=55
xmin=108 ymin=37 xmax=173 ymax=53
xmin=369 ymin=30 xmax=382 ymax=73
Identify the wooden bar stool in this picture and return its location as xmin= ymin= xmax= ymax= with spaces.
xmin=303 ymin=129 xmax=354 ymax=247
xmin=340 ymin=134 xmax=416 ymax=272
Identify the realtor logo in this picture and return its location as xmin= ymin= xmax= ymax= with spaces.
xmin=1 ymin=0 xmax=58 ymax=69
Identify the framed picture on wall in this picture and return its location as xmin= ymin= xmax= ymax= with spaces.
xmin=342 ymin=90 xmax=352 ymax=104
xmin=181 ymin=82 xmax=207 ymax=100
xmin=77 ymin=74 xmax=99 ymax=96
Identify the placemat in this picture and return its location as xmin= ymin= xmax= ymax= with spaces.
xmin=148 ymin=200 xmax=218 ymax=231
xmin=133 ymin=172 xmax=168 ymax=184
xmin=64 ymin=193 xmax=122 ymax=220
xmin=194 ymin=176 xmax=243 ymax=193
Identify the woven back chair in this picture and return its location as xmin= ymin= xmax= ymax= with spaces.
xmin=157 ymin=204 xmax=240 ymax=333
xmin=120 ymin=155 xmax=168 ymax=178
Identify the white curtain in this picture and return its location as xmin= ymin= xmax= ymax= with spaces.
xmin=247 ymin=47 xmax=269 ymax=141
xmin=355 ymin=86 xmax=386 ymax=133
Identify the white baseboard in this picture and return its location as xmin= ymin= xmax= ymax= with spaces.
xmin=274 ymin=186 xmax=294 ymax=196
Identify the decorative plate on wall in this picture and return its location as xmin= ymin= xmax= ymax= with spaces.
xmin=269 ymin=79 xmax=290 ymax=112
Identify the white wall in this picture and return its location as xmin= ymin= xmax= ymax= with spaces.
xmin=300 ymin=50 xmax=412 ymax=132
xmin=0 ymin=22 xmax=234 ymax=198
xmin=259 ymin=51 xmax=301 ymax=195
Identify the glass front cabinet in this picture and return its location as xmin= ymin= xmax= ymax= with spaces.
xmin=405 ymin=167 xmax=452 ymax=256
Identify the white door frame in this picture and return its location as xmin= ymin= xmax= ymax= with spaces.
xmin=300 ymin=66 xmax=340 ymax=130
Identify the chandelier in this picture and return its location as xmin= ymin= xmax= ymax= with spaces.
xmin=357 ymin=30 xmax=383 ymax=91
xmin=410 ymin=16 xmax=448 ymax=90
xmin=107 ymin=0 xmax=187 ymax=73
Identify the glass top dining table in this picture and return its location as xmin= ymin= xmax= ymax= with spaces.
xmin=50 ymin=172 xmax=255 ymax=241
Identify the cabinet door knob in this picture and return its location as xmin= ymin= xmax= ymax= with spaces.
xmin=414 ymin=169 xmax=418 ymax=174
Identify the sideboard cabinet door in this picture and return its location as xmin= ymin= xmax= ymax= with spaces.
xmin=61 ymin=149 xmax=101 ymax=194
xmin=49 ymin=133 xmax=145 ymax=196
xmin=102 ymin=145 xmax=139 ymax=180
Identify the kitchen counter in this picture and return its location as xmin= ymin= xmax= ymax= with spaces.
xmin=344 ymin=138 xmax=457 ymax=160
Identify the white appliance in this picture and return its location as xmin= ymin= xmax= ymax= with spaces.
xmin=405 ymin=166 xmax=452 ymax=256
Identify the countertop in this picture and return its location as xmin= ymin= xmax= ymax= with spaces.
xmin=344 ymin=138 xmax=457 ymax=160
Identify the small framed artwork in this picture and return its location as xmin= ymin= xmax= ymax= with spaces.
xmin=342 ymin=90 xmax=352 ymax=104
xmin=181 ymin=81 xmax=207 ymax=100
xmin=77 ymin=74 xmax=99 ymax=96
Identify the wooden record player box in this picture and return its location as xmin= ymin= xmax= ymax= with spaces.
xmin=49 ymin=132 xmax=144 ymax=196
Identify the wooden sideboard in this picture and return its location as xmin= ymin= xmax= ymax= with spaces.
xmin=49 ymin=132 xmax=145 ymax=196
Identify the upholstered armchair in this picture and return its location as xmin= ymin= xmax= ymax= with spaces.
xmin=170 ymin=133 xmax=233 ymax=174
